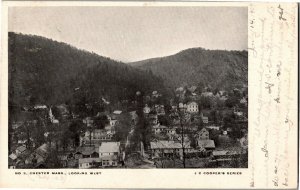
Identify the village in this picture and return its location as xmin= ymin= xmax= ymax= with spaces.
xmin=8 ymin=85 xmax=248 ymax=169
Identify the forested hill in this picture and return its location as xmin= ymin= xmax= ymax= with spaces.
xmin=130 ymin=48 xmax=248 ymax=91
xmin=8 ymin=32 xmax=167 ymax=107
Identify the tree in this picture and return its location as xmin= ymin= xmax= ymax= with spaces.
xmin=200 ymin=96 xmax=212 ymax=109
xmin=93 ymin=115 xmax=109 ymax=129
xmin=225 ymin=96 xmax=239 ymax=108
xmin=195 ymin=82 xmax=205 ymax=95
xmin=44 ymin=150 xmax=62 ymax=168
xmin=68 ymin=119 xmax=84 ymax=147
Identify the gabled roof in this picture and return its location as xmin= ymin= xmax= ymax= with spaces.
xmin=35 ymin=144 xmax=49 ymax=159
xmin=76 ymin=146 xmax=99 ymax=155
xmin=99 ymin=142 xmax=120 ymax=153
xmin=187 ymin=101 xmax=197 ymax=105
xmin=198 ymin=140 xmax=215 ymax=149
xmin=16 ymin=145 xmax=27 ymax=153
xmin=198 ymin=128 xmax=209 ymax=134
xmin=79 ymin=157 xmax=102 ymax=164
xmin=9 ymin=153 xmax=18 ymax=160
xmin=212 ymin=150 xmax=228 ymax=156
xmin=113 ymin=110 xmax=122 ymax=115
xmin=150 ymin=141 xmax=190 ymax=149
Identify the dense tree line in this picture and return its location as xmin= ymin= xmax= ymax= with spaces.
xmin=131 ymin=47 xmax=248 ymax=91
xmin=8 ymin=32 xmax=169 ymax=110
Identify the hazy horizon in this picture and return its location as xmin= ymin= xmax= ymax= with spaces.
xmin=9 ymin=6 xmax=247 ymax=62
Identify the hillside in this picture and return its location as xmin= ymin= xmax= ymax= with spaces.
xmin=8 ymin=32 xmax=167 ymax=109
xmin=130 ymin=48 xmax=248 ymax=90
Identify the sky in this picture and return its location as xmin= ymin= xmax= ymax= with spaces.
xmin=9 ymin=6 xmax=247 ymax=62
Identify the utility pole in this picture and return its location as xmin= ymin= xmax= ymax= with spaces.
xmin=178 ymin=108 xmax=186 ymax=168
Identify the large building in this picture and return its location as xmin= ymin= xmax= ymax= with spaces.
xmin=99 ymin=142 xmax=121 ymax=167
xmin=186 ymin=102 xmax=198 ymax=113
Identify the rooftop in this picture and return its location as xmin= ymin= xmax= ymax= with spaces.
xmin=150 ymin=141 xmax=190 ymax=149
xmin=76 ymin=146 xmax=99 ymax=155
xmin=113 ymin=110 xmax=122 ymax=115
xmin=99 ymin=142 xmax=120 ymax=153
xmin=16 ymin=145 xmax=27 ymax=153
xmin=198 ymin=140 xmax=215 ymax=149
xmin=78 ymin=157 xmax=102 ymax=164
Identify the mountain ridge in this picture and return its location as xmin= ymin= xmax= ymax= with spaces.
xmin=129 ymin=47 xmax=248 ymax=90
xmin=8 ymin=32 xmax=168 ymax=109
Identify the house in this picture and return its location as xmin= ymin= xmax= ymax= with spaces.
xmin=188 ymin=86 xmax=197 ymax=93
xmin=11 ymin=121 xmax=23 ymax=130
xmin=109 ymin=119 xmax=118 ymax=127
xmin=15 ymin=145 xmax=27 ymax=155
xmin=99 ymin=142 xmax=121 ymax=167
xmin=195 ymin=128 xmax=215 ymax=150
xmin=178 ymin=103 xmax=187 ymax=110
xmin=75 ymin=146 xmax=99 ymax=158
xmin=240 ymin=134 xmax=248 ymax=149
xmin=155 ymin=105 xmax=165 ymax=115
xmin=83 ymin=117 xmax=94 ymax=127
xmin=150 ymin=140 xmax=192 ymax=159
xmin=105 ymin=125 xmax=115 ymax=135
xmin=113 ymin=110 xmax=122 ymax=115
xmin=171 ymin=105 xmax=178 ymax=110
xmin=129 ymin=111 xmax=138 ymax=124
xmin=166 ymin=128 xmax=176 ymax=135
xmin=197 ymin=139 xmax=215 ymax=150
xmin=200 ymin=113 xmax=209 ymax=124
xmin=148 ymin=114 xmax=159 ymax=125
xmin=80 ymin=129 xmax=113 ymax=146
xmin=78 ymin=158 xmax=102 ymax=169
xmin=206 ymin=125 xmax=221 ymax=130
xmin=56 ymin=104 xmax=70 ymax=119
xmin=25 ymin=144 xmax=49 ymax=167
xmin=143 ymin=104 xmax=151 ymax=114
xmin=34 ymin=105 xmax=47 ymax=109
xmin=57 ymin=152 xmax=75 ymax=167
xmin=186 ymin=102 xmax=198 ymax=113
xmin=240 ymin=97 xmax=248 ymax=105
xmin=234 ymin=110 xmax=243 ymax=117
xmin=152 ymin=91 xmax=161 ymax=98
xmin=152 ymin=124 xmax=167 ymax=134
xmin=196 ymin=128 xmax=210 ymax=140
xmin=211 ymin=150 xmax=241 ymax=161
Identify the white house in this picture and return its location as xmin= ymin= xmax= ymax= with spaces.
xmin=99 ymin=142 xmax=120 ymax=167
xmin=78 ymin=158 xmax=102 ymax=169
xmin=186 ymin=102 xmax=198 ymax=113
xmin=143 ymin=104 xmax=151 ymax=114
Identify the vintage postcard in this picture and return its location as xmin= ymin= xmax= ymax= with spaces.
xmin=0 ymin=1 xmax=298 ymax=189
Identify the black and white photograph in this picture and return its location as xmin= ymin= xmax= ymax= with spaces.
xmin=8 ymin=6 xmax=248 ymax=169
